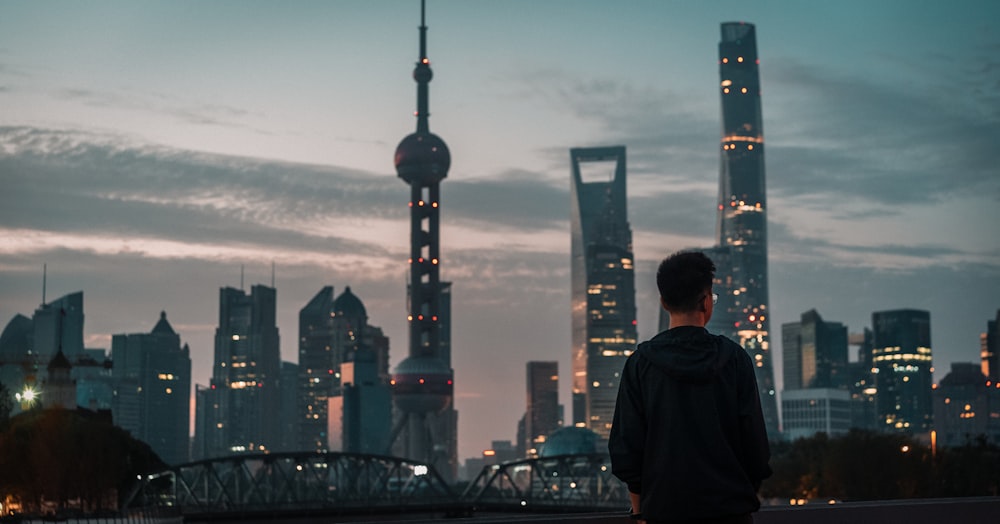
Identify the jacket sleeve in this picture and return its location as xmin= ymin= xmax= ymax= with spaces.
xmin=608 ymin=353 xmax=646 ymax=494
xmin=736 ymin=347 xmax=772 ymax=489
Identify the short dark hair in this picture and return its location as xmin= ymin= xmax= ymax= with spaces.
xmin=656 ymin=251 xmax=716 ymax=312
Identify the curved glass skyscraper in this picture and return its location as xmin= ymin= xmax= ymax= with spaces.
xmin=708 ymin=22 xmax=779 ymax=436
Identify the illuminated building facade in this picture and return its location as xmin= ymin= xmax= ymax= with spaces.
xmin=299 ymin=286 xmax=391 ymax=452
xmin=569 ymin=146 xmax=637 ymax=441
xmin=111 ymin=312 xmax=192 ymax=465
xmin=202 ymin=285 xmax=281 ymax=457
xmin=708 ymin=22 xmax=779 ymax=436
xmin=391 ymin=1 xmax=458 ymax=482
xmin=933 ymin=362 xmax=1000 ymax=447
xmin=524 ymin=361 xmax=560 ymax=456
xmin=981 ymin=310 xmax=1000 ymax=380
xmin=847 ymin=329 xmax=878 ymax=431
xmin=872 ymin=309 xmax=933 ymax=434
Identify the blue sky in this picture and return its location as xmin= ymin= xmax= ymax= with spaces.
xmin=1 ymin=0 xmax=998 ymax=460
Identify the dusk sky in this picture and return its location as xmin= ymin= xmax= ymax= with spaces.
xmin=1 ymin=1 xmax=998 ymax=461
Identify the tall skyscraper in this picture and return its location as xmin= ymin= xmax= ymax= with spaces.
xmin=707 ymin=22 xmax=779 ymax=436
xmin=523 ymin=361 xmax=560 ymax=456
xmin=781 ymin=309 xmax=848 ymax=391
xmin=569 ymin=145 xmax=637 ymax=441
xmin=299 ymin=286 xmax=391 ymax=452
xmin=872 ymin=309 xmax=933 ymax=434
xmin=201 ymin=285 xmax=281 ymax=457
xmin=981 ymin=310 xmax=999 ymax=380
xmin=298 ymin=286 xmax=336 ymax=451
xmin=111 ymin=312 xmax=192 ymax=465
xmin=391 ymin=1 xmax=457 ymax=482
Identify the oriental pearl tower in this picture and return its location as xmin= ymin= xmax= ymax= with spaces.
xmin=391 ymin=0 xmax=456 ymax=481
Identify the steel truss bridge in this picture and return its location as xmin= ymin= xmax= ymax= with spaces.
xmin=125 ymin=452 xmax=629 ymax=519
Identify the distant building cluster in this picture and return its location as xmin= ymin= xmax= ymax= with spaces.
xmin=2 ymin=17 xmax=998 ymax=493
xmin=779 ymin=307 xmax=1000 ymax=448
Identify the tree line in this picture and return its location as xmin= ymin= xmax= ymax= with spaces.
xmin=761 ymin=429 xmax=1000 ymax=501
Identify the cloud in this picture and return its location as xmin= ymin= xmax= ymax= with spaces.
xmin=764 ymin=57 xmax=999 ymax=206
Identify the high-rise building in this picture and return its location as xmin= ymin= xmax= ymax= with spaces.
xmin=32 ymin=291 xmax=84 ymax=361
xmin=277 ymin=360 xmax=299 ymax=452
xmin=872 ymin=309 xmax=933 ymax=434
xmin=391 ymin=2 xmax=458 ymax=483
xmin=847 ymin=329 xmax=877 ymax=431
xmin=981 ymin=310 xmax=1000 ymax=380
xmin=569 ymin=146 xmax=637 ymax=442
xmin=523 ymin=361 xmax=560 ymax=456
xmin=111 ymin=312 xmax=192 ymax=465
xmin=933 ymin=362 xmax=1000 ymax=448
xmin=339 ymin=348 xmax=392 ymax=454
xmin=707 ymin=22 xmax=779 ymax=437
xmin=1 ymin=292 xmax=112 ymax=418
xmin=782 ymin=309 xmax=848 ymax=391
xmin=299 ymin=286 xmax=391 ymax=453
xmin=200 ymin=285 xmax=281 ymax=457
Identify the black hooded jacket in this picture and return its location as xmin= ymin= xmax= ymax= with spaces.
xmin=608 ymin=326 xmax=772 ymax=521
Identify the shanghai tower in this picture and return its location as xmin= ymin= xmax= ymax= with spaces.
xmin=391 ymin=0 xmax=458 ymax=482
xmin=709 ymin=22 xmax=779 ymax=436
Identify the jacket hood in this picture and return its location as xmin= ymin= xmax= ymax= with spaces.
xmin=637 ymin=326 xmax=733 ymax=383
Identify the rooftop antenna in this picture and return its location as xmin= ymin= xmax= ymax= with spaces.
xmin=42 ymin=263 xmax=47 ymax=306
xmin=240 ymin=264 xmax=245 ymax=291
xmin=271 ymin=261 xmax=275 ymax=288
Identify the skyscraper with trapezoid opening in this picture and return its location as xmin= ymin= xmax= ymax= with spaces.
xmin=570 ymin=146 xmax=637 ymax=442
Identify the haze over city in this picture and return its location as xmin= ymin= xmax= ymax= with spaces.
xmin=1 ymin=0 xmax=998 ymax=461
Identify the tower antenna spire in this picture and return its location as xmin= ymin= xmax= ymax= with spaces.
xmin=414 ymin=0 xmax=431 ymax=134
xmin=42 ymin=263 xmax=47 ymax=306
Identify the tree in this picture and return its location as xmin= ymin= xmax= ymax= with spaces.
xmin=0 ymin=381 xmax=12 ymax=428
xmin=0 ymin=407 xmax=166 ymax=515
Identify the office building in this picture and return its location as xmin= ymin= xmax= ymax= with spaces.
xmin=300 ymin=286 xmax=392 ymax=453
xmin=982 ymin=310 xmax=1000 ymax=380
xmin=523 ymin=361 xmax=560 ymax=456
xmin=111 ymin=311 xmax=192 ymax=465
xmin=569 ymin=145 xmax=637 ymax=441
xmin=276 ymin=360 xmax=299 ymax=452
xmin=847 ymin=329 xmax=877 ymax=431
xmin=200 ymin=285 xmax=281 ymax=457
xmin=781 ymin=388 xmax=852 ymax=441
xmin=933 ymin=362 xmax=1000 ymax=447
xmin=782 ymin=309 xmax=848 ymax=390
xmin=872 ymin=309 xmax=933 ymax=434
xmin=707 ymin=22 xmax=779 ymax=437
xmin=1 ymin=292 xmax=112 ymax=417
xmin=391 ymin=2 xmax=458 ymax=483
xmin=338 ymin=348 xmax=392 ymax=454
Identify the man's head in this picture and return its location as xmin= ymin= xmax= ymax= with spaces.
xmin=656 ymin=250 xmax=716 ymax=313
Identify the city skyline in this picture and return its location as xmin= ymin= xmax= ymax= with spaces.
xmin=1 ymin=1 xmax=999 ymax=460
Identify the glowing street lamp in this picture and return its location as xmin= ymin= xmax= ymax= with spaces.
xmin=15 ymin=386 xmax=38 ymax=409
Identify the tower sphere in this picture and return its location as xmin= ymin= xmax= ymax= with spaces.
xmin=391 ymin=354 xmax=453 ymax=414
xmin=395 ymin=132 xmax=450 ymax=185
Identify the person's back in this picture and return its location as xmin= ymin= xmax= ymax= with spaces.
xmin=609 ymin=250 xmax=771 ymax=523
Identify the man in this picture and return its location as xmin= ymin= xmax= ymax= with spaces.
xmin=609 ymin=250 xmax=771 ymax=523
